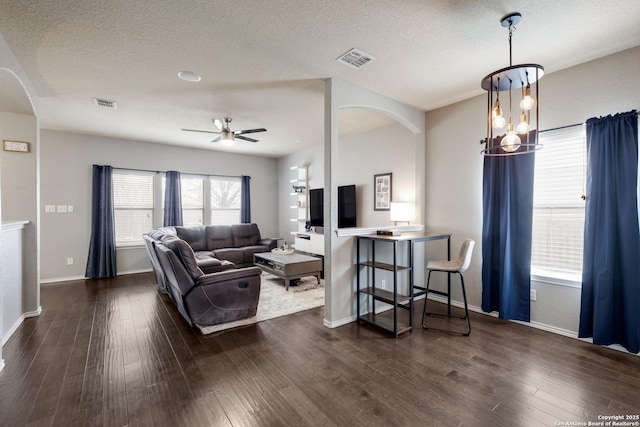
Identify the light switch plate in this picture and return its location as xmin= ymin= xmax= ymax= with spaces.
xmin=57 ymin=205 xmax=67 ymax=213
xmin=67 ymin=205 xmax=74 ymax=213
xmin=45 ymin=205 xmax=56 ymax=213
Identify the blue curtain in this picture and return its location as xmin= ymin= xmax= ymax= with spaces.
xmin=481 ymin=134 xmax=536 ymax=321
xmin=241 ymin=175 xmax=251 ymax=223
xmin=579 ymin=110 xmax=640 ymax=353
xmin=85 ymin=165 xmax=117 ymax=278
xmin=163 ymin=170 xmax=183 ymax=226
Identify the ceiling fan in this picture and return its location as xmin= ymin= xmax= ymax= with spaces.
xmin=181 ymin=117 xmax=267 ymax=145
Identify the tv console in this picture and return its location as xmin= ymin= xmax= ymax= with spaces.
xmin=294 ymin=232 xmax=324 ymax=256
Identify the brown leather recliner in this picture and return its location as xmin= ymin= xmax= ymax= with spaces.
xmin=154 ymin=236 xmax=262 ymax=327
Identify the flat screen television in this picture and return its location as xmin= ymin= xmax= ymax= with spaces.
xmin=338 ymin=184 xmax=357 ymax=228
xmin=308 ymin=185 xmax=357 ymax=228
xmin=309 ymin=188 xmax=324 ymax=227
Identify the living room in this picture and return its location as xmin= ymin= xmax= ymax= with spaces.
xmin=1 ymin=1 xmax=640 ymax=425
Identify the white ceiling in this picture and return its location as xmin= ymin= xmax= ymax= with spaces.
xmin=1 ymin=0 xmax=639 ymax=158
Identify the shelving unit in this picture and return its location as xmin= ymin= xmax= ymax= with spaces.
xmin=355 ymin=232 xmax=452 ymax=337
xmin=356 ymin=235 xmax=413 ymax=337
xmin=289 ymin=165 xmax=308 ymax=241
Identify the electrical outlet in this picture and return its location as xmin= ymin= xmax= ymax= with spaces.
xmin=67 ymin=257 xmax=74 ymax=265
xmin=381 ymin=279 xmax=386 ymax=289
xmin=530 ymin=289 xmax=537 ymax=301
xmin=67 ymin=205 xmax=74 ymax=213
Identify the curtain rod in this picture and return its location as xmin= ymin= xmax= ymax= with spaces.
xmin=540 ymin=111 xmax=639 ymax=134
xmin=108 ymin=166 xmax=247 ymax=180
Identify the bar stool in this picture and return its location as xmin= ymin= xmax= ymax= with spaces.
xmin=422 ymin=238 xmax=475 ymax=336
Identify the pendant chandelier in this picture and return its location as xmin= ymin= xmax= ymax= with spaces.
xmin=481 ymin=12 xmax=544 ymax=156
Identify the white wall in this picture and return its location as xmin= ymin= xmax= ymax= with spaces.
xmin=324 ymin=78 xmax=426 ymax=327
xmin=338 ymin=121 xmax=416 ymax=228
xmin=40 ymin=130 xmax=279 ymax=281
xmin=425 ymin=46 xmax=640 ymax=335
xmin=0 ymin=34 xmax=40 ymax=371
xmin=278 ymin=121 xmax=417 ymax=236
xmin=277 ymin=84 xmax=427 ymax=328
xmin=277 ymin=143 xmax=323 ymax=241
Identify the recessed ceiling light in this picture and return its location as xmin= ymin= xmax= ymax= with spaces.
xmin=178 ymin=71 xmax=201 ymax=82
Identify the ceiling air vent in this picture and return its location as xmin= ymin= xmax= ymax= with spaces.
xmin=93 ymin=97 xmax=117 ymax=109
xmin=336 ymin=48 xmax=375 ymax=69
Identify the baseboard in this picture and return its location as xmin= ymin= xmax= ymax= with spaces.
xmin=3 ymin=315 xmax=23 ymax=346
xmin=2 ymin=306 xmax=42 ymax=346
xmin=40 ymin=268 xmax=153 ymax=284
xmin=426 ymin=294 xmax=638 ymax=356
xmin=40 ymin=275 xmax=86 ymax=284
xmin=24 ymin=307 xmax=42 ymax=318
xmin=323 ymin=315 xmax=356 ymax=329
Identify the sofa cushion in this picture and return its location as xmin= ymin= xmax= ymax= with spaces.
xmin=231 ymin=223 xmax=261 ymax=247
xmin=176 ymin=226 xmax=207 ymax=251
xmin=205 ymin=225 xmax=234 ymax=250
xmin=212 ymin=248 xmax=245 ymax=265
xmin=243 ymin=245 xmax=270 ymax=262
xmin=193 ymin=250 xmax=216 ymax=260
xmin=162 ymin=235 xmax=204 ymax=279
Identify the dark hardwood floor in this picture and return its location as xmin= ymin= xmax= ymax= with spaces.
xmin=1 ymin=273 xmax=639 ymax=426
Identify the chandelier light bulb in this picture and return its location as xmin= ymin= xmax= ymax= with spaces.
xmin=501 ymin=122 xmax=521 ymax=152
xmin=492 ymin=101 xmax=506 ymax=129
xmin=520 ymin=86 xmax=535 ymax=111
xmin=516 ymin=113 xmax=530 ymax=134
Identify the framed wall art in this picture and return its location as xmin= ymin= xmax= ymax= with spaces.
xmin=3 ymin=140 xmax=30 ymax=153
xmin=374 ymin=172 xmax=392 ymax=211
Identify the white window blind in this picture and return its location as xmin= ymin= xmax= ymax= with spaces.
xmin=531 ymin=126 xmax=586 ymax=279
xmin=113 ymin=171 xmax=154 ymax=245
xmin=210 ymin=177 xmax=241 ymax=225
xmin=181 ymin=176 xmax=204 ymax=226
xmin=161 ymin=175 xmax=205 ymax=226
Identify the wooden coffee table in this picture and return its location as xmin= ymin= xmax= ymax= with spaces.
xmin=254 ymin=252 xmax=322 ymax=291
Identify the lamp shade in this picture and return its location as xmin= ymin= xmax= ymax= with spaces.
xmin=390 ymin=202 xmax=413 ymax=224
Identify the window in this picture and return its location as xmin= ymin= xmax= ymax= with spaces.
xmin=210 ymin=177 xmax=241 ymax=225
xmin=531 ymin=126 xmax=586 ymax=281
xmin=162 ymin=175 xmax=205 ymax=227
xmin=113 ymin=171 xmax=242 ymax=246
xmin=113 ymin=171 xmax=154 ymax=246
xmin=181 ymin=176 xmax=205 ymax=226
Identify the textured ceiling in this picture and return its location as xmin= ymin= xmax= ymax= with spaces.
xmin=1 ymin=0 xmax=639 ymax=157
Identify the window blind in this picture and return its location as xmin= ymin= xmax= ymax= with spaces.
xmin=210 ymin=177 xmax=241 ymax=225
xmin=113 ymin=171 xmax=154 ymax=245
xmin=531 ymin=126 xmax=586 ymax=277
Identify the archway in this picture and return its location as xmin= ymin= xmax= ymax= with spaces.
xmin=0 ymin=67 xmax=40 ymax=367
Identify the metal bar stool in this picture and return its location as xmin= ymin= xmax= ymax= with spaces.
xmin=422 ymin=238 xmax=475 ymax=336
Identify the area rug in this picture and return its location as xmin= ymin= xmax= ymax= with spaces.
xmin=198 ymin=273 xmax=324 ymax=334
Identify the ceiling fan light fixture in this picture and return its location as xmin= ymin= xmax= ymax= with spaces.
xmin=219 ymin=130 xmax=235 ymax=146
xmin=182 ymin=116 xmax=266 ymax=145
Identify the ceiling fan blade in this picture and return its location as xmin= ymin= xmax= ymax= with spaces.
xmin=236 ymin=128 xmax=267 ymax=135
xmin=213 ymin=119 xmax=223 ymax=131
xmin=182 ymin=128 xmax=220 ymax=134
xmin=211 ymin=136 xmax=222 ymax=142
xmin=236 ymin=135 xmax=258 ymax=143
